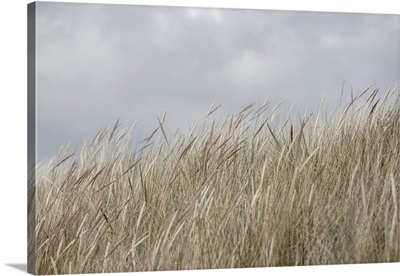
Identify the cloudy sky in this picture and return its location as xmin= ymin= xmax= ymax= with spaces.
xmin=35 ymin=2 xmax=399 ymax=162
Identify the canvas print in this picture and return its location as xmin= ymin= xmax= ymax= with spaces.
xmin=28 ymin=2 xmax=400 ymax=275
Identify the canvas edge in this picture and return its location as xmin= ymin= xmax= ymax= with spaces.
xmin=24 ymin=3 xmax=400 ymax=274
xmin=27 ymin=2 xmax=37 ymax=275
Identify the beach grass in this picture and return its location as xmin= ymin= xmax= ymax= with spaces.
xmin=34 ymin=87 xmax=399 ymax=274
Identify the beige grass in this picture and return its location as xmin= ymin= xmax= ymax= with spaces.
xmin=35 ymin=87 xmax=399 ymax=274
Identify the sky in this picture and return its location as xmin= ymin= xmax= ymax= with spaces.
xmin=35 ymin=2 xmax=399 ymax=162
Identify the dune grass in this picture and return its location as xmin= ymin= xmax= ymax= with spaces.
xmin=34 ymin=87 xmax=399 ymax=274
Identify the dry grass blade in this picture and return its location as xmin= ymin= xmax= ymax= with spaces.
xmin=206 ymin=102 xmax=221 ymax=118
xmin=109 ymin=119 xmax=121 ymax=142
xmin=121 ymin=158 xmax=142 ymax=176
xmin=139 ymin=165 xmax=148 ymax=204
xmin=290 ymin=124 xmax=294 ymax=143
xmin=368 ymin=99 xmax=380 ymax=119
xmin=298 ymin=147 xmax=319 ymax=172
xmin=74 ymin=165 xmax=97 ymax=186
xmin=343 ymin=84 xmax=373 ymax=114
xmin=93 ymin=181 xmax=117 ymax=195
xmin=252 ymin=118 xmax=268 ymax=140
xmin=239 ymin=103 xmax=255 ymax=115
xmin=267 ymin=122 xmax=281 ymax=150
xmin=89 ymin=128 xmax=107 ymax=150
xmin=142 ymin=127 xmax=159 ymax=143
xmin=158 ymin=116 xmax=169 ymax=145
xmin=100 ymin=207 xmax=116 ymax=235
xmin=102 ymin=235 xmax=130 ymax=260
xmin=85 ymin=166 xmax=106 ymax=189
xmin=50 ymin=152 xmax=75 ymax=172
xmin=50 ymin=257 xmax=58 ymax=275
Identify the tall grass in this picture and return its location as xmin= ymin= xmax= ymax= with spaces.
xmin=35 ymin=87 xmax=399 ymax=274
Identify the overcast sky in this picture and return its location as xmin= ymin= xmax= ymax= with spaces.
xmin=35 ymin=2 xmax=399 ymax=162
